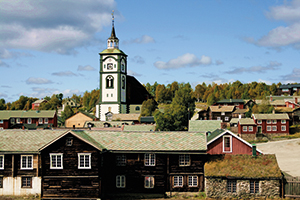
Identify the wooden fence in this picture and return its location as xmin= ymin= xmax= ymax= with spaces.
xmin=285 ymin=176 xmax=300 ymax=198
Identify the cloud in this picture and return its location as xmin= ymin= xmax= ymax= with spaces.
xmin=246 ymin=0 xmax=300 ymax=49
xmin=0 ymin=93 xmax=8 ymax=98
xmin=123 ymin=35 xmax=155 ymax=44
xmin=281 ymin=68 xmax=300 ymax=81
xmin=257 ymin=79 xmax=272 ymax=85
xmin=0 ymin=60 xmax=9 ymax=67
xmin=0 ymin=0 xmax=116 ymax=54
xmin=131 ymin=56 xmax=145 ymax=64
xmin=52 ymin=71 xmax=77 ymax=77
xmin=154 ymin=53 xmax=212 ymax=69
xmin=224 ymin=61 xmax=281 ymax=74
xmin=1 ymin=85 xmax=11 ymax=88
xmin=127 ymin=70 xmax=142 ymax=77
xmin=215 ymin=60 xmax=224 ymax=65
xmin=26 ymin=77 xmax=53 ymax=84
xmin=77 ymin=65 xmax=96 ymax=71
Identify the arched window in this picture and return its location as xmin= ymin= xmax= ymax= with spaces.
xmin=135 ymin=106 xmax=140 ymax=111
xmin=106 ymin=76 xmax=114 ymax=88
xmin=122 ymin=76 xmax=125 ymax=89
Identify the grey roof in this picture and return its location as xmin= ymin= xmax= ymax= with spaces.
xmin=189 ymin=120 xmax=221 ymax=132
xmin=216 ymin=99 xmax=245 ymax=104
xmin=239 ymin=118 xmax=256 ymax=125
xmin=123 ymin=124 xmax=156 ymax=131
xmin=252 ymin=113 xmax=289 ymax=120
xmin=0 ymin=110 xmax=56 ymax=120
xmin=209 ymin=106 xmax=235 ymax=112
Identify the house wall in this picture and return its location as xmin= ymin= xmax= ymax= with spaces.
xmin=254 ymin=119 xmax=289 ymax=134
xmin=205 ymin=178 xmax=280 ymax=198
xmin=238 ymin=124 xmax=257 ymax=135
xmin=65 ymin=113 xmax=92 ymax=128
xmin=207 ymin=133 xmax=258 ymax=155
xmin=41 ymin=133 xmax=101 ymax=199
xmin=210 ymin=112 xmax=232 ymax=123
xmin=0 ymin=120 xmax=9 ymax=129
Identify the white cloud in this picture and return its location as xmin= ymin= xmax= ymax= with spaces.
xmin=225 ymin=61 xmax=281 ymax=74
xmin=0 ymin=60 xmax=9 ymax=67
xmin=266 ymin=0 xmax=300 ymax=22
xmin=154 ymin=53 xmax=212 ymax=69
xmin=131 ymin=55 xmax=145 ymax=64
xmin=258 ymin=79 xmax=272 ymax=85
xmin=0 ymin=92 xmax=8 ymax=98
xmin=281 ymin=68 xmax=300 ymax=81
xmin=26 ymin=77 xmax=53 ymax=84
xmin=52 ymin=71 xmax=77 ymax=77
xmin=0 ymin=0 xmax=116 ymax=54
xmin=77 ymin=65 xmax=96 ymax=71
xmin=123 ymin=35 xmax=155 ymax=44
xmin=128 ymin=70 xmax=142 ymax=77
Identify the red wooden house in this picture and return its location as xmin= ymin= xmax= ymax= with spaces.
xmin=31 ymin=99 xmax=48 ymax=110
xmin=237 ymin=118 xmax=257 ymax=140
xmin=252 ymin=113 xmax=289 ymax=135
xmin=207 ymin=129 xmax=262 ymax=155
xmin=214 ymin=99 xmax=254 ymax=110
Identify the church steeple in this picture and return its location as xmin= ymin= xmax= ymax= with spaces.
xmin=107 ymin=10 xmax=119 ymax=49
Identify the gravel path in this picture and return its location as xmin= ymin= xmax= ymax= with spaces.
xmin=257 ymin=138 xmax=300 ymax=177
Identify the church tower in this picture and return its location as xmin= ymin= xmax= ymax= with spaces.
xmin=97 ymin=11 xmax=128 ymax=121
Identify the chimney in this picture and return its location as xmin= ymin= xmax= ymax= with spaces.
xmin=295 ymin=97 xmax=298 ymax=104
xmin=252 ymin=144 xmax=257 ymax=157
xmin=270 ymin=95 xmax=273 ymax=101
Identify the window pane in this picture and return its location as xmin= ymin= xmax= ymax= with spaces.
xmin=57 ymin=155 xmax=61 ymax=167
xmin=28 ymin=156 xmax=32 ymax=168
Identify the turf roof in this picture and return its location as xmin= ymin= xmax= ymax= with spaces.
xmin=205 ymin=154 xmax=281 ymax=179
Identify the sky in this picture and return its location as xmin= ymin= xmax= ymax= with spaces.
xmin=1 ymin=0 xmax=300 ymax=102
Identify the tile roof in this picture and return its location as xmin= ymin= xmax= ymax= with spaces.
xmin=252 ymin=113 xmax=289 ymax=120
xmin=112 ymin=114 xmax=140 ymax=121
xmin=275 ymin=107 xmax=294 ymax=113
xmin=205 ymin=154 xmax=282 ymax=179
xmin=189 ymin=120 xmax=221 ymax=132
xmin=0 ymin=110 xmax=56 ymax=120
xmin=123 ymin=125 xmax=156 ymax=131
xmin=238 ymin=118 xmax=256 ymax=125
xmin=229 ymin=118 xmax=239 ymax=124
xmin=233 ymin=109 xmax=248 ymax=114
xmin=209 ymin=106 xmax=235 ymax=112
xmin=207 ymin=129 xmax=224 ymax=143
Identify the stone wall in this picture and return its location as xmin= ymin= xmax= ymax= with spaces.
xmin=205 ymin=178 xmax=280 ymax=198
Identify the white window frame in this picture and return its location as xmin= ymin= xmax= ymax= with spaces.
xmin=267 ymin=126 xmax=271 ymax=131
xmin=257 ymin=120 xmax=262 ymax=124
xmin=223 ymin=135 xmax=232 ymax=153
xmin=0 ymin=155 xmax=4 ymax=170
xmin=116 ymin=175 xmax=126 ymax=188
xmin=116 ymin=154 xmax=126 ymax=166
xmin=188 ymin=175 xmax=198 ymax=187
xmin=39 ymin=118 xmax=43 ymax=124
xmin=173 ymin=176 xmax=183 ymax=187
xmin=20 ymin=155 xmax=33 ymax=170
xmin=267 ymin=120 xmax=271 ymax=124
xmin=221 ymin=112 xmax=225 ymax=116
xmin=144 ymin=153 xmax=155 ymax=166
xmin=272 ymin=120 xmax=277 ymax=124
xmin=50 ymin=153 xmax=63 ymax=169
xmin=78 ymin=153 xmax=91 ymax=169
xmin=27 ymin=118 xmax=31 ymax=124
xmin=281 ymin=120 xmax=286 ymax=124
xmin=272 ymin=126 xmax=277 ymax=131
xmin=225 ymin=117 xmax=229 ymax=121
xmin=10 ymin=118 xmax=15 ymax=123
xmin=217 ymin=117 xmax=221 ymax=120
xmin=44 ymin=118 xmax=48 ymax=124
xmin=145 ymin=176 xmax=154 ymax=188
xmin=249 ymin=126 xmax=253 ymax=132
xmin=0 ymin=120 xmax=3 ymax=124
xmin=243 ymin=126 xmax=247 ymax=132
xmin=16 ymin=118 xmax=21 ymax=124
xmin=179 ymin=154 xmax=190 ymax=166
xmin=281 ymin=126 xmax=286 ymax=131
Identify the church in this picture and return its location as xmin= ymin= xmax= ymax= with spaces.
xmin=96 ymin=14 xmax=151 ymax=121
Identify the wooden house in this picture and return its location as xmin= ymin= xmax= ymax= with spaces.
xmin=0 ymin=110 xmax=57 ymax=129
xmin=31 ymin=99 xmax=47 ymax=110
xmin=237 ymin=118 xmax=257 ymax=140
xmin=214 ymin=99 xmax=254 ymax=110
xmin=62 ymin=98 xmax=80 ymax=111
xmin=65 ymin=111 xmax=97 ymax=128
xmin=278 ymin=84 xmax=300 ymax=96
xmin=205 ymin=154 xmax=282 ymax=198
xmin=252 ymin=113 xmax=290 ymax=136
xmin=208 ymin=106 xmax=235 ymax=123
xmin=207 ymin=129 xmax=262 ymax=155
xmin=0 ymin=130 xmax=66 ymax=196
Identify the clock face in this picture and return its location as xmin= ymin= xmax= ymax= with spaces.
xmin=107 ymin=63 xmax=113 ymax=70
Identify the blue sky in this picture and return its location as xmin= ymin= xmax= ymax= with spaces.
xmin=1 ymin=0 xmax=300 ymax=102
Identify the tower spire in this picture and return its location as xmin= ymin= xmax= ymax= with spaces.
xmin=107 ymin=10 xmax=119 ymax=49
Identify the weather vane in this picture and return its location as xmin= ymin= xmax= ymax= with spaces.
xmin=112 ymin=10 xmax=115 ymax=27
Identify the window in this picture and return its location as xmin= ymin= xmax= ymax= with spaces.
xmin=272 ymin=126 xmax=277 ymax=131
xmin=267 ymin=126 xmax=271 ymax=131
xmin=257 ymin=120 xmax=262 ymax=124
xmin=0 ymin=177 xmax=2 ymax=188
xmin=225 ymin=117 xmax=229 ymax=121
xmin=250 ymin=180 xmax=259 ymax=194
xmin=243 ymin=126 xmax=247 ymax=132
xmin=21 ymin=177 xmax=32 ymax=188
xmin=44 ymin=118 xmax=48 ymax=124
xmin=27 ymin=118 xmax=31 ymax=124
xmin=188 ymin=176 xmax=198 ymax=187
xmin=39 ymin=118 xmax=43 ymax=124
xmin=122 ymin=76 xmax=125 ymax=89
xmin=78 ymin=153 xmax=91 ymax=169
xmin=144 ymin=153 xmax=155 ymax=166
xmin=145 ymin=176 xmax=154 ymax=188
xmin=249 ymin=126 xmax=253 ymax=132
xmin=282 ymin=126 xmax=286 ymax=131
xmin=272 ymin=120 xmax=277 ymax=124
xmin=50 ymin=153 xmax=63 ymax=169
xmin=66 ymin=137 xmax=73 ymax=146
xmin=221 ymin=112 xmax=225 ymax=116
xmin=116 ymin=154 xmax=126 ymax=166
xmin=267 ymin=120 xmax=271 ymax=124
xmin=116 ymin=175 xmax=126 ymax=188
xmin=10 ymin=118 xmax=15 ymax=123
xmin=135 ymin=106 xmax=140 ymax=111
xmin=281 ymin=120 xmax=286 ymax=124
xmin=0 ymin=155 xmax=4 ymax=169
xmin=223 ymin=136 xmax=232 ymax=152
xmin=173 ymin=176 xmax=183 ymax=187
xmin=16 ymin=118 xmax=21 ymax=124
xmin=21 ymin=155 xmax=33 ymax=170
xmin=106 ymin=76 xmax=114 ymax=88
xmin=179 ymin=155 xmax=190 ymax=166
xmin=0 ymin=120 xmax=3 ymax=124
xmin=217 ymin=117 xmax=221 ymax=120
xmin=227 ymin=180 xmax=236 ymax=193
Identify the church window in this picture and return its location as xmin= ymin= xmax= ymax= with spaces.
xmin=135 ymin=106 xmax=140 ymax=111
xmin=106 ymin=76 xmax=114 ymax=88
xmin=122 ymin=76 xmax=125 ymax=89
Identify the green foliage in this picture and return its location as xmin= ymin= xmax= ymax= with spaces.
xmin=140 ymin=99 xmax=157 ymax=117
xmin=61 ymin=105 xmax=74 ymax=124
xmin=0 ymin=98 xmax=6 ymax=110
xmin=39 ymin=94 xmax=60 ymax=110
xmin=252 ymin=100 xmax=273 ymax=113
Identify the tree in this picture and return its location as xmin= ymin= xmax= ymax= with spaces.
xmin=252 ymin=100 xmax=273 ymax=114
xmin=0 ymin=99 xmax=5 ymax=110
xmin=140 ymin=99 xmax=157 ymax=117
xmin=61 ymin=105 xmax=74 ymax=124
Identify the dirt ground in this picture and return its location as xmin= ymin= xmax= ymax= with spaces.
xmin=257 ymin=138 xmax=300 ymax=177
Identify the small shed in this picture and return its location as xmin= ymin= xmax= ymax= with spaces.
xmin=65 ymin=112 xmax=96 ymax=128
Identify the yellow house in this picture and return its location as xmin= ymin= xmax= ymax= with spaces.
xmin=65 ymin=112 xmax=96 ymax=128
